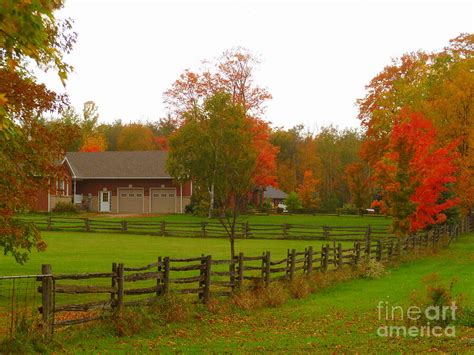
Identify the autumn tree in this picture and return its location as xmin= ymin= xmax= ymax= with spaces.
xmin=117 ymin=124 xmax=155 ymax=151
xmin=345 ymin=162 xmax=371 ymax=209
xmin=165 ymin=48 xmax=278 ymax=196
xmin=372 ymin=111 xmax=459 ymax=236
xmin=167 ymin=92 xmax=257 ymax=259
xmin=358 ymin=34 xmax=473 ymax=213
xmin=0 ymin=1 xmax=76 ymax=262
xmin=80 ymin=133 xmax=108 ymax=152
xmin=164 ymin=47 xmax=272 ymax=119
xmin=296 ymin=170 xmax=320 ymax=209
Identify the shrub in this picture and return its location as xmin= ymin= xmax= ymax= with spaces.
xmin=409 ymin=274 xmax=463 ymax=327
xmin=288 ymin=275 xmax=312 ymax=299
xmin=260 ymin=282 xmax=289 ymax=307
xmin=358 ymin=258 xmax=387 ymax=279
xmin=230 ymin=288 xmax=263 ymax=310
xmin=0 ymin=314 xmax=50 ymax=353
xmin=284 ymin=192 xmax=302 ymax=211
xmin=152 ymin=295 xmax=190 ymax=323
xmin=112 ymin=307 xmax=154 ymax=337
xmin=52 ymin=201 xmax=78 ymax=213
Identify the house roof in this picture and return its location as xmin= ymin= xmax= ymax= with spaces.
xmin=65 ymin=151 xmax=171 ymax=179
xmin=264 ymin=186 xmax=288 ymax=199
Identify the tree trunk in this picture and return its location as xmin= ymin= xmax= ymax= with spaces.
xmin=208 ymin=183 xmax=214 ymax=218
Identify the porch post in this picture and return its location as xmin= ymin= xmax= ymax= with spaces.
xmin=180 ymin=184 xmax=183 ymax=214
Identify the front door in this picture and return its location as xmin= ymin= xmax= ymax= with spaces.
xmin=99 ymin=191 xmax=111 ymax=212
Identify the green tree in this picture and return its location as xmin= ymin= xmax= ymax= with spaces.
xmin=168 ymin=92 xmax=257 ymax=259
xmin=284 ymin=192 xmax=302 ymax=211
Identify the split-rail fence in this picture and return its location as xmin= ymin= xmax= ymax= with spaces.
xmin=35 ymin=215 xmax=472 ymax=335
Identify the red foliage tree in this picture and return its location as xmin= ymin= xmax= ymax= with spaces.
xmin=250 ymin=119 xmax=279 ymax=188
xmin=373 ymin=111 xmax=460 ymax=235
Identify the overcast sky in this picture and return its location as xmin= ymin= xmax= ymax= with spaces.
xmin=38 ymin=0 xmax=473 ymax=130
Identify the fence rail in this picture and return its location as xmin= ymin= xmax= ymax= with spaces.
xmin=29 ymin=214 xmax=472 ymax=335
xmin=2 ymin=214 xmax=471 ymax=338
xmin=18 ymin=216 xmax=392 ymax=241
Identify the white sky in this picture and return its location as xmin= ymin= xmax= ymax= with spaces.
xmin=38 ymin=0 xmax=474 ymax=130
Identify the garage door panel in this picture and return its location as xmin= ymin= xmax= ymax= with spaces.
xmin=151 ymin=189 xmax=175 ymax=214
xmin=118 ymin=189 xmax=144 ymax=213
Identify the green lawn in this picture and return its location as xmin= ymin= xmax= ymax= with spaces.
xmin=21 ymin=211 xmax=391 ymax=227
xmin=0 ymin=231 xmax=348 ymax=276
xmin=54 ymin=232 xmax=474 ymax=353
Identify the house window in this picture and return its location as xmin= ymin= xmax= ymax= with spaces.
xmin=169 ymin=193 xmax=175 ymax=198
xmin=136 ymin=193 xmax=143 ymax=197
xmin=153 ymin=193 xmax=159 ymax=198
xmin=121 ymin=193 xmax=127 ymax=198
xmin=58 ymin=180 xmax=65 ymax=195
xmin=161 ymin=194 xmax=167 ymax=198
xmin=129 ymin=193 xmax=135 ymax=197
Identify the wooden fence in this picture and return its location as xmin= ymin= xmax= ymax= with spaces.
xmin=36 ymin=215 xmax=472 ymax=335
xmin=20 ymin=216 xmax=391 ymax=241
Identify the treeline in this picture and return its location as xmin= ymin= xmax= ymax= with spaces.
xmin=47 ymin=34 xmax=473 ymax=227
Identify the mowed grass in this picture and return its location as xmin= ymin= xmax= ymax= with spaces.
xmin=21 ymin=211 xmax=391 ymax=228
xmin=56 ymin=233 xmax=474 ymax=353
xmin=0 ymin=231 xmax=347 ymax=276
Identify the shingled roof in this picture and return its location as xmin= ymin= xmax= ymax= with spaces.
xmin=65 ymin=151 xmax=171 ymax=178
xmin=264 ymin=186 xmax=288 ymax=199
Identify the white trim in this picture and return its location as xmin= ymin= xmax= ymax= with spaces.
xmin=117 ymin=187 xmax=145 ymax=213
xmin=63 ymin=157 xmax=77 ymax=178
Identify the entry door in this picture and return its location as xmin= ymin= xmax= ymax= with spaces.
xmin=99 ymin=191 xmax=111 ymax=212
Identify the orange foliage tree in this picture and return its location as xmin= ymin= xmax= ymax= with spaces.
xmin=117 ymin=124 xmax=155 ymax=151
xmin=372 ymin=111 xmax=460 ymax=236
xmin=296 ymin=170 xmax=320 ymax=209
xmin=358 ymin=34 xmax=473 ymax=214
xmin=80 ymin=134 xmax=107 ymax=152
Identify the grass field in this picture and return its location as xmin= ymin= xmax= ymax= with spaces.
xmin=0 ymin=231 xmax=351 ymax=276
xmin=21 ymin=211 xmax=392 ymax=227
xmin=48 ymin=232 xmax=474 ymax=353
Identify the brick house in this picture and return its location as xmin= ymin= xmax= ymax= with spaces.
xmin=34 ymin=151 xmax=192 ymax=214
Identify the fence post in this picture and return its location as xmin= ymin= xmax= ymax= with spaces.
xmin=354 ymin=242 xmax=361 ymax=265
xmin=163 ymin=257 xmax=170 ymax=295
xmin=47 ymin=216 xmax=52 ymax=231
xmin=84 ymin=218 xmax=90 ymax=232
xmin=306 ymin=246 xmax=313 ymax=274
xmin=376 ymin=240 xmax=382 ymax=261
xmin=365 ymin=225 xmax=372 ymax=257
xmin=157 ymin=257 xmax=162 ymax=297
xmin=264 ymin=251 xmax=271 ymax=287
xmin=323 ymin=225 xmax=330 ymax=239
xmin=201 ymin=255 xmax=212 ymax=303
xmin=111 ymin=262 xmax=117 ymax=302
xmin=41 ymin=264 xmax=53 ymax=337
xmin=116 ymin=263 xmax=124 ymax=316
xmin=322 ymin=245 xmax=329 ymax=271
xmin=337 ymin=243 xmax=343 ymax=268
xmin=387 ymin=240 xmax=393 ymax=261
xmin=282 ymin=224 xmax=289 ymax=238
xmin=237 ymin=252 xmax=244 ymax=289
xmin=201 ymin=222 xmax=207 ymax=237
xmin=160 ymin=221 xmax=166 ymax=236
xmin=289 ymin=249 xmax=296 ymax=280
xmin=121 ymin=220 xmax=127 ymax=232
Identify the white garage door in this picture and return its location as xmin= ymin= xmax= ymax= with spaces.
xmin=118 ymin=188 xmax=144 ymax=213
xmin=151 ymin=189 xmax=176 ymax=214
